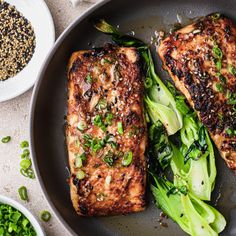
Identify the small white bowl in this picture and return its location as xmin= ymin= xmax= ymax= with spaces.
xmin=0 ymin=194 xmax=44 ymax=236
xmin=0 ymin=0 xmax=55 ymax=102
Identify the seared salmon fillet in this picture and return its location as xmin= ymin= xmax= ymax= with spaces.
xmin=158 ymin=13 xmax=236 ymax=171
xmin=66 ymin=45 xmax=147 ymax=216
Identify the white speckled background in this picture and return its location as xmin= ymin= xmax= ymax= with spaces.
xmin=0 ymin=0 xmax=98 ymax=235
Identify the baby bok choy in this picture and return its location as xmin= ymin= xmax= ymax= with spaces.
xmin=167 ymin=84 xmax=217 ymax=200
xmin=94 ymin=19 xmax=226 ymax=236
xmin=150 ymin=174 xmax=226 ymax=236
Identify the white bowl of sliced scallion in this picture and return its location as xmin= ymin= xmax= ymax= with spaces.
xmin=0 ymin=195 xmax=44 ymax=236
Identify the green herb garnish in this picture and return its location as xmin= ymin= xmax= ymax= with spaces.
xmin=20 ymin=159 xmax=31 ymax=170
xmin=216 ymin=60 xmax=222 ymax=70
xmin=39 ymin=211 xmax=51 ymax=222
xmin=21 ymin=149 xmax=30 ymax=159
xmin=211 ymin=13 xmax=221 ymax=20
xmin=213 ymin=45 xmax=223 ymax=59
xmin=77 ymin=121 xmax=87 ymax=131
xmin=225 ymin=127 xmax=233 ymax=135
xmin=104 ymin=58 xmax=112 ymax=64
xmin=76 ymin=170 xmax=85 ymax=180
xmin=105 ymin=113 xmax=114 ymax=125
xmin=228 ymin=64 xmax=236 ymax=75
xmin=93 ymin=115 xmax=106 ymax=131
xmin=0 ymin=203 xmax=36 ymax=235
xmin=96 ymin=98 xmax=107 ymax=110
xmin=218 ymin=73 xmax=226 ymax=84
xmin=20 ymin=141 xmax=29 ymax=148
xmin=103 ymin=151 xmax=115 ymax=166
xmin=215 ymin=83 xmax=223 ymax=92
xmin=86 ymin=74 xmax=93 ymax=83
xmin=18 ymin=186 xmax=28 ymax=201
xmin=122 ymin=151 xmax=133 ymax=166
xmin=1 ymin=136 xmax=11 ymax=143
xmin=117 ymin=122 xmax=124 ymax=135
xmin=74 ymin=153 xmax=86 ymax=168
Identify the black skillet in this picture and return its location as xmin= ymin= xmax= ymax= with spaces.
xmin=30 ymin=0 xmax=236 ymax=235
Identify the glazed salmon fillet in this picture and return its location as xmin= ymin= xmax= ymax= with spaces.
xmin=158 ymin=13 xmax=236 ymax=171
xmin=66 ymin=45 xmax=147 ymax=216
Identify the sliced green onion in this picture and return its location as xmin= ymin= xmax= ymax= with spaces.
xmin=104 ymin=58 xmax=112 ymax=64
xmin=21 ymin=149 xmax=30 ymax=158
xmin=77 ymin=121 xmax=87 ymax=131
xmin=97 ymin=98 xmax=107 ymax=110
xmin=211 ymin=13 xmax=220 ymax=20
xmin=228 ymin=64 xmax=236 ymax=75
xmin=117 ymin=122 xmax=124 ymax=134
xmin=225 ymin=127 xmax=233 ymax=135
xmin=86 ymin=74 xmax=93 ymax=83
xmin=74 ymin=155 xmax=83 ymax=168
xmin=20 ymin=140 xmax=29 ymax=148
xmin=20 ymin=168 xmax=35 ymax=179
xmin=218 ymin=74 xmax=226 ymax=84
xmin=215 ymin=83 xmax=223 ymax=92
xmin=105 ymin=113 xmax=114 ymax=125
xmin=18 ymin=186 xmax=28 ymax=201
xmin=76 ymin=170 xmax=85 ymax=180
xmin=216 ymin=60 xmax=222 ymax=70
xmin=122 ymin=151 xmax=133 ymax=166
xmin=213 ymin=45 xmax=223 ymax=59
xmin=94 ymin=115 xmax=106 ymax=131
xmin=1 ymin=136 xmax=11 ymax=143
xmin=40 ymin=211 xmax=51 ymax=222
xmin=26 ymin=168 xmax=35 ymax=179
xmin=20 ymin=168 xmax=28 ymax=177
xmin=20 ymin=159 xmax=31 ymax=170
xmin=103 ymin=151 xmax=114 ymax=166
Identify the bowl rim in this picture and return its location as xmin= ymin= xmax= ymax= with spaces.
xmin=29 ymin=0 xmax=110 ymax=235
xmin=0 ymin=194 xmax=44 ymax=236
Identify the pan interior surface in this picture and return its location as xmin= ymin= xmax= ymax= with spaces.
xmin=30 ymin=0 xmax=236 ymax=235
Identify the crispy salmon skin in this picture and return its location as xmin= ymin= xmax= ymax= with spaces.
xmin=66 ymin=45 xmax=147 ymax=216
xmin=158 ymin=13 xmax=236 ymax=171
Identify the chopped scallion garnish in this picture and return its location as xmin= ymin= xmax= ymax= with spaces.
xmin=39 ymin=211 xmax=51 ymax=222
xmin=20 ymin=159 xmax=31 ymax=170
xmin=1 ymin=136 xmax=11 ymax=143
xmin=18 ymin=186 xmax=28 ymax=201
xmin=213 ymin=45 xmax=223 ymax=59
xmin=93 ymin=115 xmax=106 ymax=131
xmin=96 ymin=98 xmax=107 ymax=110
xmin=225 ymin=127 xmax=233 ymax=135
xmin=122 ymin=151 xmax=133 ymax=166
xmin=76 ymin=170 xmax=85 ymax=180
xmin=77 ymin=121 xmax=87 ymax=131
xmin=215 ymin=83 xmax=223 ymax=92
xmin=228 ymin=64 xmax=236 ymax=75
xmin=105 ymin=113 xmax=114 ymax=125
xmin=117 ymin=122 xmax=124 ymax=134
xmin=216 ymin=60 xmax=222 ymax=70
xmin=86 ymin=74 xmax=93 ymax=83
xmin=20 ymin=140 xmax=29 ymax=148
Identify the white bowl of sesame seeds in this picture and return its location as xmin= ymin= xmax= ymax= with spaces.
xmin=0 ymin=0 xmax=55 ymax=102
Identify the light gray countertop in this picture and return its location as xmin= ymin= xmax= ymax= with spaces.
xmin=0 ymin=0 xmax=96 ymax=235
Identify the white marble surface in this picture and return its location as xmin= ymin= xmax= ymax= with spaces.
xmin=0 ymin=0 xmax=97 ymax=235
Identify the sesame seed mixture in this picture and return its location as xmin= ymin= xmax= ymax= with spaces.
xmin=0 ymin=0 xmax=36 ymax=81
